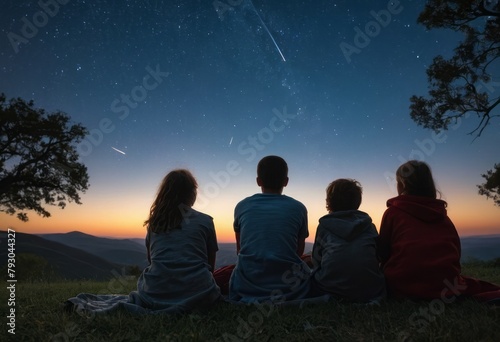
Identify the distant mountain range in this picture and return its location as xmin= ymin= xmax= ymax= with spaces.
xmin=0 ymin=231 xmax=122 ymax=280
xmin=40 ymin=231 xmax=149 ymax=269
xmin=0 ymin=231 xmax=498 ymax=281
xmin=460 ymin=234 xmax=500 ymax=262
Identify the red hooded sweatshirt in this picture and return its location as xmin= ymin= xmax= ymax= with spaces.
xmin=378 ymin=195 xmax=500 ymax=301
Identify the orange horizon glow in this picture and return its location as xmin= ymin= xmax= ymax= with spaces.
xmin=2 ymin=195 xmax=499 ymax=242
xmin=2 ymin=176 xmax=499 ymax=242
xmin=3 ymin=218 xmax=500 ymax=243
xmin=3 ymin=224 xmax=500 ymax=240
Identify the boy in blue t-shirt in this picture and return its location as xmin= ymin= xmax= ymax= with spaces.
xmin=229 ymin=155 xmax=310 ymax=303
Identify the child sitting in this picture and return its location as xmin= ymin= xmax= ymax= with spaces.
xmin=378 ymin=160 xmax=500 ymax=303
xmin=65 ymin=169 xmax=223 ymax=314
xmin=228 ymin=155 xmax=310 ymax=303
xmin=132 ymin=169 xmax=223 ymax=312
xmin=310 ymin=179 xmax=386 ymax=302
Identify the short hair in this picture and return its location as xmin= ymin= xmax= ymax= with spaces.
xmin=326 ymin=178 xmax=362 ymax=212
xmin=257 ymin=155 xmax=288 ymax=190
xmin=396 ymin=160 xmax=437 ymax=198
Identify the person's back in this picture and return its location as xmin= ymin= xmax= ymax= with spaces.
xmin=133 ymin=169 xmax=222 ymax=312
xmin=65 ymin=169 xmax=222 ymax=315
xmin=311 ymin=179 xmax=385 ymax=302
xmin=378 ymin=194 xmax=460 ymax=299
xmin=137 ymin=208 xmax=221 ymax=311
xmin=229 ymin=156 xmax=310 ymax=303
xmin=378 ymin=161 xmax=500 ymax=302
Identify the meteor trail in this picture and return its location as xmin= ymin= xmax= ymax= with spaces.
xmin=111 ymin=146 xmax=126 ymax=155
xmin=251 ymin=2 xmax=286 ymax=62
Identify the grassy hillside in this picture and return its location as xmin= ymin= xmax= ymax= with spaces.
xmin=4 ymin=261 xmax=500 ymax=341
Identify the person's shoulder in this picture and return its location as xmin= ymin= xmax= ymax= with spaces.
xmin=282 ymin=194 xmax=307 ymax=209
xmin=382 ymin=196 xmax=403 ymax=213
xmin=238 ymin=193 xmax=260 ymax=201
xmin=384 ymin=195 xmax=401 ymax=207
xmin=189 ymin=208 xmax=213 ymax=221
xmin=355 ymin=209 xmax=374 ymax=221
xmin=235 ymin=193 xmax=261 ymax=206
xmin=381 ymin=203 xmax=400 ymax=221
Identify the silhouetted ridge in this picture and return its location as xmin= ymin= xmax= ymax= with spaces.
xmin=0 ymin=231 xmax=124 ymax=280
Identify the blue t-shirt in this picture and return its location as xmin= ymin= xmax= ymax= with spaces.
xmin=229 ymin=193 xmax=310 ymax=303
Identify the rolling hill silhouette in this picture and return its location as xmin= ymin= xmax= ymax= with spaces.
xmin=460 ymin=235 xmax=500 ymax=262
xmin=40 ymin=232 xmax=242 ymax=268
xmin=0 ymin=231 xmax=124 ymax=280
xmin=39 ymin=231 xmax=149 ymax=269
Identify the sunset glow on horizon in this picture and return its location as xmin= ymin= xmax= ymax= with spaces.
xmin=3 ymin=173 xmax=499 ymax=243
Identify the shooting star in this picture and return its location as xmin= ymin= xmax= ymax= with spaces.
xmin=229 ymin=136 xmax=234 ymax=146
xmin=251 ymin=2 xmax=286 ymax=62
xmin=111 ymin=146 xmax=126 ymax=155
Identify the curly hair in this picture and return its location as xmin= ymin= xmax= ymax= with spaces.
xmin=326 ymin=178 xmax=362 ymax=212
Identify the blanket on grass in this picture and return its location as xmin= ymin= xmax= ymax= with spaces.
xmin=64 ymin=292 xmax=334 ymax=316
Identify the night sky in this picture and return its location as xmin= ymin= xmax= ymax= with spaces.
xmin=1 ymin=0 xmax=499 ymax=241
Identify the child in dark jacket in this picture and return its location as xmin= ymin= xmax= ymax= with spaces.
xmin=311 ymin=179 xmax=386 ymax=302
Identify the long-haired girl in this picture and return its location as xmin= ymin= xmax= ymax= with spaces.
xmin=132 ymin=169 xmax=222 ymax=312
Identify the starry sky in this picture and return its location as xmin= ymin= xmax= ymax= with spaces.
xmin=1 ymin=0 xmax=499 ymax=242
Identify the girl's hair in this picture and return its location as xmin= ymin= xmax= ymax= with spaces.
xmin=396 ymin=160 xmax=438 ymax=199
xmin=326 ymin=178 xmax=362 ymax=212
xmin=144 ymin=169 xmax=197 ymax=233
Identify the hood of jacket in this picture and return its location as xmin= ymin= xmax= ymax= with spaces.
xmin=387 ymin=195 xmax=448 ymax=223
xmin=318 ymin=210 xmax=374 ymax=241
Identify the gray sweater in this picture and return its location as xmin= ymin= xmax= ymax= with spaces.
xmin=311 ymin=210 xmax=386 ymax=302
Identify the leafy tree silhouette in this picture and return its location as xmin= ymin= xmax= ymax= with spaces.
xmin=410 ymin=0 xmax=500 ymax=206
xmin=0 ymin=93 xmax=90 ymax=221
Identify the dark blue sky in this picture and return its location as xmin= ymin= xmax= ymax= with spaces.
xmin=1 ymin=0 xmax=499 ymax=239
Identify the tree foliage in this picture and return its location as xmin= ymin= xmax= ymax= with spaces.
xmin=478 ymin=164 xmax=500 ymax=206
xmin=411 ymin=0 xmax=500 ymax=206
xmin=0 ymin=93 xmax=90 ymax=221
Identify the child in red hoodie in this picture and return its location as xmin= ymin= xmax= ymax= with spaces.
xmin=378 ymin=160 xmax=500 ymax=303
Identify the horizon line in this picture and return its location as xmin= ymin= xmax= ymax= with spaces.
xmin=4 ymin=229 xmax=500 ymax=241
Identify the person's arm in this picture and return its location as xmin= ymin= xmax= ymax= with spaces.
xmin=145 ymin=232 xmax=151 ymax=264
xmin=234 ymin=204 xmax=241 ymax=254
xmin=207 ymin=220 xmax=218 ymax=273
xmin=235 ymin=232 xmax=241 ymax=255
xmin=207 ymin=219 xmax=219 ymax=273
xmin=207 ymin=247 xmax=216 ymax=273
xmin=310 ymin=228 xmax=322 ymax=269
xmin=297 ymin=208 xmax=308 ymax=256
xmin=377 ymin=211 xmax=392 ymax=266
xmin=297 ymin=237 xmax=305 ymax=256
